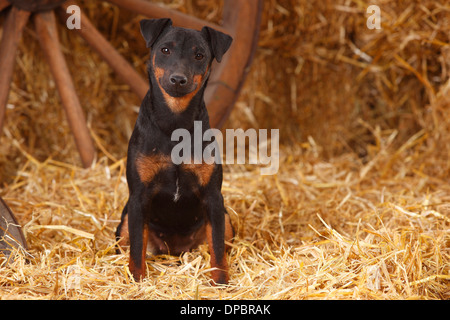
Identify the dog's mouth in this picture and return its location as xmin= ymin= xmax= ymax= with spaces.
xmin=161 ymin=81 xmax=198 ymax=98
xmin=155 ymin=73 xmax=204 ymax=113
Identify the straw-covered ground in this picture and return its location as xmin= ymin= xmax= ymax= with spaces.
xmin=0 ymin=0 xmax=449 ymax=299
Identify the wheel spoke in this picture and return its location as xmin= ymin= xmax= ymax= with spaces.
xmin=58 ymin=1 xmax=148 ymax=99
xmin=0 ymin=6 xmax=30 ymax=133
xmin=104 ymin=0 xmax=229 ymax=34
xmin=34 ymin=10 xmax=96 ymax=167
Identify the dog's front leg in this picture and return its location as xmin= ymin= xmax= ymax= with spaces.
xmin=127 ymin=195 xmax=149 ymax=282
xmin=204 ymin=191 xmax=234 ymax=285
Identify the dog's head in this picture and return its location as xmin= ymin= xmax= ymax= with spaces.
xmin=140 ymin=18 xmax=232 ymax=112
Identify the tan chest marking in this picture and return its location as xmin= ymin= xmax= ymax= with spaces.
xmin=136 ymin=153 xmax=171 ymax=183
xmin=182 ymin=161 xmax=215 ymax=186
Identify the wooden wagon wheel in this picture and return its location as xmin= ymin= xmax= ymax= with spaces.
xmin=0 ymin=196 xmax=28 ymax=264
xmin=0 ymin=0 xmax=262 ymax=167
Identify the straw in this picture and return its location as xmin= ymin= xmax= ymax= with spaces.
xmin=0 ymin=0 xmax=448 ymax=299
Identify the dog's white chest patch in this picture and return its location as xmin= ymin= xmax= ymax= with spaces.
xmin=173 ymin=178 xmax=180 ymax=202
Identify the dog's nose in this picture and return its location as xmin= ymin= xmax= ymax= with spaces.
xmin=169 ymin=74 xmax=188 ymax=86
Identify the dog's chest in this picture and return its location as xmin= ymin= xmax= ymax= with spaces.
xmin=135 ymin=152 xmax=215 ymax=200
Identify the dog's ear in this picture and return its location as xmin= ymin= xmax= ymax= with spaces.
xmin=201 ymin=27 xmax=233 ymax=63
xmin=140 ymin=18 xmax=172 ymax=48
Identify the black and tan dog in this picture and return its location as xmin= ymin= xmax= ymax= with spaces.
xmin=115 ymin=18 xmax=234 ymax=285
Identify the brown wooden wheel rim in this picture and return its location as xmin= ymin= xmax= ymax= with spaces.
xmin=0 ymin=196 xmax=28 ymax=263
xmin=0 ymin=0 xmax=262 ymax=167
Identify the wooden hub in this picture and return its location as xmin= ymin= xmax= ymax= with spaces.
xmin=7 ymin=0 xmax=68 ymax=12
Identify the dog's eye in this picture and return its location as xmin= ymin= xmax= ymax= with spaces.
xmin=195 ymin=53 xmax=204 ymax=60
xmin=161 ymin=47 xmax=170 ymax=55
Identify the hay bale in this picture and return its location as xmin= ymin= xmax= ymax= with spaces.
xmin=230 ymin=0 xmax=450 ymax=158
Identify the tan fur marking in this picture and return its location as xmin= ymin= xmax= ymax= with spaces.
xmin=136 ymin=153 xmax=171 ymax=183
xmin=153 ymin=62 xmax=164 ymax=80
xmin=224 ymin=214 xmax=234 ymax=244
xmin=182 ymin=161 xmax=215 ymax=186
